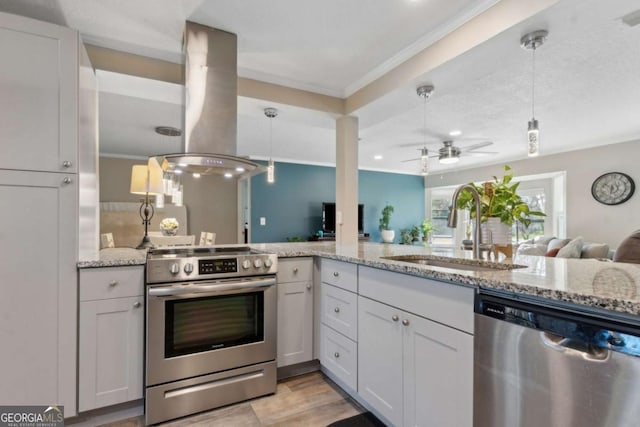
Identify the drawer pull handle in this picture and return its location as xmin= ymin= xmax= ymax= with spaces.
xmin=62 ymin=177 xmax=72 ymax=185
xmin=62 ymin=160 xmax=72 ymax=168
xmin=334 ymin=307 xmax=340 ymax=313
xmin=293 ymin=267 xmax=298 ymax=274
xmin=334 ymin=352 xmax=340 ymax=358
xmin=402 ymin=319 xmax=410 ymax=326
xmin=109 ymin=280 xmax=118 ymax=287
xmin=333 ymin=271 xmax=339 ymax=277
xmin=306 ymin=284 xmax=312 ymax=290
xmin=392 ymin=315 xmax=399 ymax=322
xmin=133 ymin=302 xmax=141 ymax=308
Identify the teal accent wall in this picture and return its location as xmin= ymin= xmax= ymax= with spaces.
xmin=250 ymin=162 xmax=425 ymax=243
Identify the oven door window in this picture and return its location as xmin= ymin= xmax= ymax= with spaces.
xmin=165 ymin=292 xmax=264 ymax=358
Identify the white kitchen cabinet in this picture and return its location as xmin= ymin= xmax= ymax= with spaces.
xmin=276 ymin=258 xmax=314 ymax=367
xmin=0 ymin=170 xmax=77 ymax=414
xmin=0 ymin=11 xmax=98 ymax=418
xmin=79 ymin=266 xmax=144 ymax=412
xmin=0 ymin=11 xmax=78 ymax=173
xmin=358 ymin=296 xmax=473 ymax=427
xmin=319 ymin=259 xmax=359 ymax=391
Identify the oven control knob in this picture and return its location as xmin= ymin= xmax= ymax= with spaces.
xmin=169 ymin=263 xmax=180 ymax=275
xmin=242 ymin=260 xmax=251 ymax=270
xmin=253 ymin=259 xmax=263 ymax=268
xmin=184 ymin=263 xmax=194 ymax=274
xmin=264 ymin=258 xmax=273 ymax=268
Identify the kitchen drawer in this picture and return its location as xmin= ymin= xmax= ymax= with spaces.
xmin=320 ymin=258 xmax=357 ymax=293
xmin=320 ymin=324 xmax=357 ymax=391
xmin=277 ymin=257 xmax=313 ymax=283
xmin=321 ymin=283 xmax=357 ymax=341
xmin=80 ymin=266 xmax=144 ymax=301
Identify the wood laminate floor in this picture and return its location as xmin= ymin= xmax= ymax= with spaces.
xmin=100 ymin=372 xmax=364 ymax=427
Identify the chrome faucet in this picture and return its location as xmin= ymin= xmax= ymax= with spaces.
xmin=448 ymin=184 xmax=482 ymax=259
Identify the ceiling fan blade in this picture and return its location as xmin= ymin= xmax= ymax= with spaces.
xmin=396 ymin=141 xmax=440 ymax=148
xmin=401 ymin=157 xmax=421 ymax=163
xmin=464 ymin=151 xmax=498 ymax=157
xmin=462 ymin=141 xmax=493 ymax=152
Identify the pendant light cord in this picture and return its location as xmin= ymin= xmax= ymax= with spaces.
xmin=531 ymin=47 xmax=536 ymax=119
xmin=423 ymin=94 xmax=427 ymax=147
xmin=269 ymin=116 xmax=273 ymax=159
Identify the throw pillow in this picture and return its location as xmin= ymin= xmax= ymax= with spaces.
xmin=533 ymin=236 xmax=557 ymax=246
xmin=556 ymin=237 xmax=584 ymax=258
xmin=581 ymin=243 xmax=610 ymax=259
xmin=613 ymin=230 xmax=640 ymax=264
xmin=545 ymin=247 xmax=561 ymax=257
xmin=517 ymin=243 xmax=547 ymax=256
xmin=547 ymin=238 xmax=572 ymax=252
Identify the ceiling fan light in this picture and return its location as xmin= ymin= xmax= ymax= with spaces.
xmin=439 ymin=155 xmax=459 ymax=164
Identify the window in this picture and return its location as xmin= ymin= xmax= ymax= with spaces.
xmin=513 ymin=188 xmax=546 ymax=243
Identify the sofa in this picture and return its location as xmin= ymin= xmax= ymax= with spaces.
xmin=516 ymin=236 xmax=614 ymax=260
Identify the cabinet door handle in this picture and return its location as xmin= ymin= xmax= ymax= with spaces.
xmin=109 ymin=280 xmax=118 ymax=287
xmin=293 ymin=267 xmax=298 ymax=274
xmin=62 ymin=177 xmax=72 ymax=185
xmin=334 ymin=352 xmax=340 ymax=358
xmin=334 ymin=307 xmax=340 ymax=313
xmin=402 ymin=319 xmax=410 ymax=326
xmin=392 ymin=315 xmax=399 ymax=322
xmin=306 ymin=284 xmax=312 ymax=290
xmin=133 ymin=302 xmax=141 ymax=308
xmin=62 ymin=160 xmax=72 ymax=168
xmin=333 ymin=271 xmax=339 ymax=277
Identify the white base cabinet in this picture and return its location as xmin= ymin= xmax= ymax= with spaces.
xmin=79 ymin=266 xmax=144 ymax=412
xmin=276 ymin=258 xmax=314 ymax=367
xmin=358 ymin=296 xmax=473 ymax=427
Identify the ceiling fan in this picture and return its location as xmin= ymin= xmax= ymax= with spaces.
xmin=402 ymin=140 xmax=497 ymax=165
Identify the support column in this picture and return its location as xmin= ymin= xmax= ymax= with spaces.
xmin=335 ymin=115 xmax=359 ymax=247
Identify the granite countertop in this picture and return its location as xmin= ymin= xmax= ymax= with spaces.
xmin=76 ymin=241 xmax=640 ymax=317
xmin=77 ymin=247 xmax=147 ymax=268
xmin=252 ymin=242 xmax=640 ymax=317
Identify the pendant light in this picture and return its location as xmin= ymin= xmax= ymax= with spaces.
xmin=416 ymin=85 xmax=434 ymax=175
xmin=264 ymin=107 xmax=278 ymax=183
xmin=521 ymin=30 xmax=548 ymax=157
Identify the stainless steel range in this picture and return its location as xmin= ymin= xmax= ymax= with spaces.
xmin=145 ymin=246 xmax=278 ymax=425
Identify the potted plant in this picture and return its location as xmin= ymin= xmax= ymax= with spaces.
xmin=379 ymin=204 xmax=395 ymax=243
xmin=410 ymin=226 xmax=421 ymax=242
xmin=400 ymin=228 xmax=413 ymax=244
xmin=455 ymin=165 xmax=545 ymax=245
xmin=420 ymin=218 xmax=434 ymax=243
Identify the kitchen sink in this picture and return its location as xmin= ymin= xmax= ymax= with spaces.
xmin=380 ymin=255 xmax=526 ymax=272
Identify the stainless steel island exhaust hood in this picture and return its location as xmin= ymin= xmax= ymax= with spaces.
xmin=154 ymin=21 xmax=261 ymax=177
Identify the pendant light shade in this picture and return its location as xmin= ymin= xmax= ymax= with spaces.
xmin=521 ymin=30 xmax=548 ymax=157
xmin=420 ymin=147 xmax=429 ymax=176
xmin=264 ymin=107 xmax=278 ymax=184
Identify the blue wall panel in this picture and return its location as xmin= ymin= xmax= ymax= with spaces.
xmin=250 ymin=162 xmax=424 ymax=243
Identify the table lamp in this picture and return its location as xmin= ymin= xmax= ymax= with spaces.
xmin=130 ymin=159 xmax=164 ymax=249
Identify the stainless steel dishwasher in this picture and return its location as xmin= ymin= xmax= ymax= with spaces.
xmin=474 ymin=292 xmax=640 ymax=427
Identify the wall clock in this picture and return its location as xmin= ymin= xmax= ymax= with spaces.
xmin=591 ymin=172 xmax=635 ymax=205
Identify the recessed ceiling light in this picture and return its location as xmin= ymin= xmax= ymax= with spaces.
xmin=235 ymin=167 xmax=245 ymax=172
xmin=449 ymin=130 xmax=462 ymax=137
xmin=224 ymin=172 xmax=233 ymax=178
xmin=192 ymin=173 xmax=201 ymax=178
xmin=174 ymin=169 xmax=183 ymax=175
xmin=178 ymin=163 xmax=188 ymax=168
xmin=374 ymin=155 xmax=383 ymax=160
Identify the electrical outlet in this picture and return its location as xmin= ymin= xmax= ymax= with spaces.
xmin=260 ymin=217 xmax=266 ymax=226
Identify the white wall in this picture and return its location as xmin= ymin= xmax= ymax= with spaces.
xmin=424 ymin=140 xmax=640 ymax=248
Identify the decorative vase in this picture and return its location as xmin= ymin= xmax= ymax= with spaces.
xmin=161 ymin=226 xmax=178 ymax=236
xmin=481 ymin=217 xmax=512 ymax=245
xmin=381 ymin=229 xmax=395 ymax=243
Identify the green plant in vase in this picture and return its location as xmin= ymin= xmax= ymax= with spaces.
xmin=421 ymin=218 xmax=434 ymax=242
xmin=379 ymin=204 xmax=395 ymax=243
xmin=455 ymin=165 xmax=545 ymax=245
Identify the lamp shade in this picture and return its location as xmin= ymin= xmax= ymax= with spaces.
xmin=130 ymin=163 xmax=163 ymax=195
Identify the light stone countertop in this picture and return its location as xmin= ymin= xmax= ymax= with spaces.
xmin=77 ymin=241 xmax=640 ymax=317
xmin=251 ymin=241 xmax=640 ymax=317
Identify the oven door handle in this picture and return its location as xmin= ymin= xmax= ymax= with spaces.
xmin=148 ymin=277 xmax=276 ymax=297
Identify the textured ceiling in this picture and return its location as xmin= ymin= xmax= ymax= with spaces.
xmin=2 ymin=0 xmax=640 ymax=175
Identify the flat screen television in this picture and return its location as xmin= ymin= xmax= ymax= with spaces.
xmin=322 ymin=202 xmax=364 ymax=234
